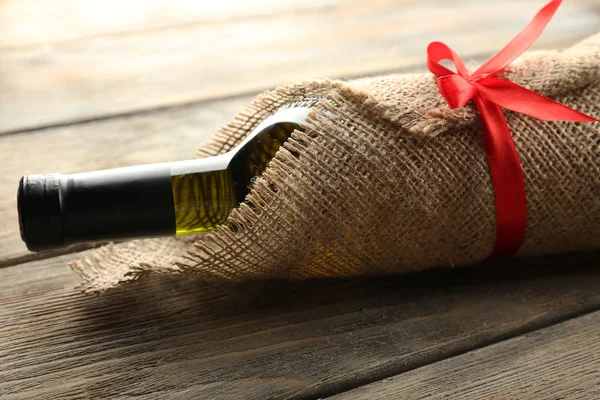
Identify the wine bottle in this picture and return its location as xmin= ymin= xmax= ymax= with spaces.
xmin=18 ymin=98 xmax=321 ymax=252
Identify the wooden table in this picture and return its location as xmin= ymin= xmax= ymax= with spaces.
xmin=1 ymin=1 xmax=599 ymax=398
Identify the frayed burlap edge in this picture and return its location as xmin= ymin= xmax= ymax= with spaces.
xmin=71 ymin=32 xmax=600 ymax=293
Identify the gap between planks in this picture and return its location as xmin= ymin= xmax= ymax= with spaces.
xmin=329 ymin=309 xmax=600 ymax=399
xmin=0 ymin=61 xmax=430 ymax=138
xmin=0 ymin=95 xmax=253 ymax=267
xmin=1 ymin=0 xmax=598 ymax=133
xmin=0 ymin=250 xmax=598 ymax=399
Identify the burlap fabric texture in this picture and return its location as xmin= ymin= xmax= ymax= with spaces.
xmin=71 ymin=32 xmax=600 ymax=293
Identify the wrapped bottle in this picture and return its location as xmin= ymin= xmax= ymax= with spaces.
xmin=18 ymin=98 xmax=321 ymax=252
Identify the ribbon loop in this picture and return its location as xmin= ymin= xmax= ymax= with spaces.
xmin=427 ymin=41 xmax=471 ymax=77
xmin=426 ymin=0 xmax=598 ymax=258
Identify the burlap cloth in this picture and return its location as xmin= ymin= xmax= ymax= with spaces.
xmin=71 ymin=33 xmax=600 ymax=293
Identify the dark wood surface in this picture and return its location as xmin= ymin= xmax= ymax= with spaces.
xmin=1 ymin=252 xmax=599 ymax=399
xmin=332 ymin=310 xmax=600 ymax=400
xmin=0 ymin=0 xmax=598 ymax=399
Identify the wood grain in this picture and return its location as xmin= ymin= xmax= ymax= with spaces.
xmin=330 ymin=310 xmax=600 ymax=400
xmin=0 ymin=95 xmax=254 ymax=266
xmin=0 ymin=0 xmax=351 ymax=49
xmin=1 ymin=0 xmax=598 ymax=133
xmin=0 ymin=251 xmax=598 ymax=399
xmin=1 ymin=1 xmax=599 ymax=398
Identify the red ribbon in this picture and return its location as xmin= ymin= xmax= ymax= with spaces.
xmin=426 ymin=0 xmax=598 ymax=258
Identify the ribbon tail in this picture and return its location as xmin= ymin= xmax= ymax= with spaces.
xmin=476 ymin=78 xmax=599 ymax=122
xmin=473 ymin=96 xmax=528 ymax=258
xmin=427 ymin=41 xmax=471 ymax=77
xmin=472 ymin=0 xmax=562 ymax=78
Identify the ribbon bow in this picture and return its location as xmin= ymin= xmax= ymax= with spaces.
xmin=427 ymin=0 xmax=598 ymax=258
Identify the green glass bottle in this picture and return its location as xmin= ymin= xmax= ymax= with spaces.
xmin=18 ymin=98 xmax=320 ymax=252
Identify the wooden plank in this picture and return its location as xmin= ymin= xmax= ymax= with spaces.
xmin=330 ymin=310 xmax=600 ymax=400
xmin=0 ymin=0 xmax=352 ymax=49
xmin=0 ymin=95 xmax=254 ymax=266
xmin=1 ymin=0 xmax=598 ymax=133
xmin=0 ymin=251 xmax=598 ymax=399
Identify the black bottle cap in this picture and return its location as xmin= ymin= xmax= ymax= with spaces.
xmin=18 ymin=174 xmax=65 ymax=252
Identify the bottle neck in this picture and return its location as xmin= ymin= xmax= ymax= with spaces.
xmin=19 ymin=157 xmax=229 ymax=251
xmin=18 ymin=98 xmax=320 ymax=252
